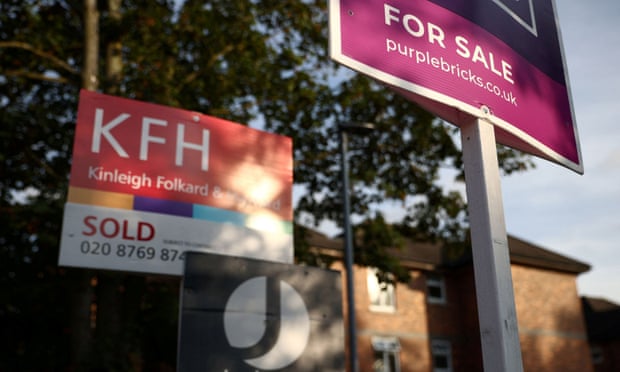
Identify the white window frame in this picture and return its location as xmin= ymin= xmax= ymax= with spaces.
xmin=372 ymin=336 xmax=401 ymax=372
xmin=431 ymin=339 xmax=453 ymax=372
xmin=367 ymin=267 xmax=396 ymax=312
xmin=427 ymin=274 xmax=446 ymax=304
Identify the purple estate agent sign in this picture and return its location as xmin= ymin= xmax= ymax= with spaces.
xmin=329 ymin=0 xmax=583 ymax=173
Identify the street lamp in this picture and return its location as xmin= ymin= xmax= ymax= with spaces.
xmin=338 ymin=122 xmax=375 ymax=372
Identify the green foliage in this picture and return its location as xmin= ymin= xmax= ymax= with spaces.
xmin=0 ymin=0 xmax=534 ymax=369
xmin=355 ymin=214 xmax=409 ymax=283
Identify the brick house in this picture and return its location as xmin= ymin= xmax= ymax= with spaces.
xmin=581 ymin=296 xmax=620 ymax=372
xmin=304 ymin=229 xmax=593 ymax=372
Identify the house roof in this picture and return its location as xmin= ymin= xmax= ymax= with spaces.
xmin=583 ymin=296 xmax=620 ymax=312
xmin=303 ymin=227 xmax=590 ymax=274
xmin=506 ymin=235 xmax=591 ymax=274
xmin=302 ymin=227 xmax=442 ymax=270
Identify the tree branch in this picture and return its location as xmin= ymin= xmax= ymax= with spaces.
xmin=0 ymin=41 xmax=80 ymax=76
xmin=181 ymin=44 xmax=236 ymax=86
xmin=3 ymin=69 xmax=70 ymax=84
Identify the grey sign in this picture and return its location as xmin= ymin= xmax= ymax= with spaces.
xmin=178 ymin=252 xmax=344 ymax=371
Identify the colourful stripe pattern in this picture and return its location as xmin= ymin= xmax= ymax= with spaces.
xmin=67 ymin=186 xmax=292 ymax=234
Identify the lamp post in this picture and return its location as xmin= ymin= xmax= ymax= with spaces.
xmin=338 ymin=122 xmax=375 ymax=372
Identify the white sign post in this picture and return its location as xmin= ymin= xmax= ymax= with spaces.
xmin=461 ymin=117 xmax=523 ymax=371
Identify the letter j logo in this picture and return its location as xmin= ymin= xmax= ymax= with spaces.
xmin=223 ymin=276 xmax=311 ymax=370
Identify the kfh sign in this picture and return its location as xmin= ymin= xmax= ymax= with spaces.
xmin=330 ymin=0 xmax=582 ymax=173
xmin=178 ymin=252 xmax=344 ymax=371
xmin=59 ymin=90 xmax=293 ymax=275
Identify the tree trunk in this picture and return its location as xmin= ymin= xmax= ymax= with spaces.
xmin=70 ymin=0 xmax=99 ymax=369
xmin=69 ymin=270 xmax=95 ymax=370
xmin=93 ymin=1 xmax=134 ymax=369
xmin=82 ymin=0 xmax=99 ymax=91
xmin=105 ymin=0 xmax=122 ymax=95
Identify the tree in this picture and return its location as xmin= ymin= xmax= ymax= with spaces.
xmin=0 ymin=0 xmax=534 ymax=369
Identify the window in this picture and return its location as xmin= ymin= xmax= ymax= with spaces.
xmin=431 ymin=339 xmax=452 ymax=372
xmin=591 ymin=345 xmax=604 ymax=365
xmin=372 ymin=337 xmax=401 ymax=372
xmin=427 ymin=274 xmax=446 ymax=304
xmin=367 ymin=267 xmax=396 ymax=312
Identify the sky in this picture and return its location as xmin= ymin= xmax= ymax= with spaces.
xmin=501 ymin=0 xmax=620 ymax=304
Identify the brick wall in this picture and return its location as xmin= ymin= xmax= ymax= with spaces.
xmin=334 ymin=261 xmax=433 ymax=372
xmin=332 ymin=261 xmax=592 ymax=372
xmin=428 ymin=266 xmax=482 ymax=372
xmin=512 ymin=265 xmax=593 ymax=372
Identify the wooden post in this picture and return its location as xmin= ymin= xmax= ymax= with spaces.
xmin=460 ymin=117 xmax=524 ymax=372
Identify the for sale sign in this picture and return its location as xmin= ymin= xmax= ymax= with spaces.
xmin=59 ymin=90 xmax=294 ymax=275
xmin=329 ymin=0 xmax=582 ymax=173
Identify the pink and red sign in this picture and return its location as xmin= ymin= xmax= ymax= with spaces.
xmin=59 ymin=91 xmax=293 ymax=275
xmin=69 ymin=90 xmax=292 ymax=219
xmin=329 ymin=0 xmax=582 ymax=173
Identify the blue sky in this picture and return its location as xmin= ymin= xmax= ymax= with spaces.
xmin=502 ymin=0 xmax=620 ymax=303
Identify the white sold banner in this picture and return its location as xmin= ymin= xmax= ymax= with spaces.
xmin=60 ymin=203 xmax=293 ymax=275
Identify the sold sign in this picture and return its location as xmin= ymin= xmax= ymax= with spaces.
xmin=59 ymin=91 xmax=294 ymax=275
